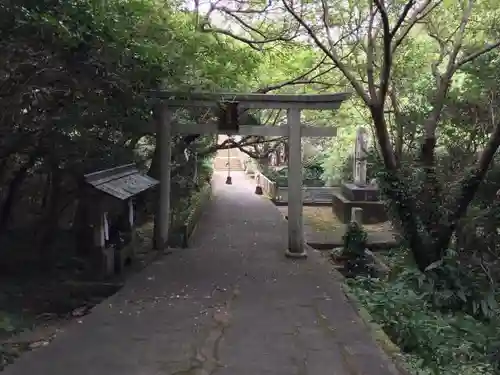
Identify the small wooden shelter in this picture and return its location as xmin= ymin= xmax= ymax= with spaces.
xmin=83 ymin=164 xmax=159 ymax=276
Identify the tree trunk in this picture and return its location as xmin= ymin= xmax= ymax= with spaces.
xmin=370 ymin=106 xmax=437 ymax=271
xmin=381 ymin=170 xmax=438 ymax=272
xmin=394 ymin=121 xmax=404 ymax=165
xmin=40 ymin=173 xmax=51 ymax=211
xmin=73 ymin=191 xmax=94 ymax=257
xmin=0 ymin=149 xmax=40 ymax=234
xmin=0 ymin=133 xmax=36 ymax=182
xmin=36 ymin=166 xmax=62 ymax=261
xmin=419 ymin=136 xmax=444 ymax=238
xmin=283 ymin=141 xmax=289 ymax=164
xmin=148 ymin=141 xmax=160 ymax=180
xmin=259 ymin=156 xmax=270 ymax=170
xmin=370 ymin=105 xmax=398 ymax=170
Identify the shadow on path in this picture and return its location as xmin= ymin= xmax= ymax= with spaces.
xmin=3 ymin=172 xmax=401 ymax=375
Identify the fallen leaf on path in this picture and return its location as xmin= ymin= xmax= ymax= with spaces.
xmin=71 ymin=306 xmax=90 ymax=317
xmin=28 ymin=340 xmax=50 ymax=349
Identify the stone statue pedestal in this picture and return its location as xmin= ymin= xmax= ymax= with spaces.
xmin=332 ymin=183 xmax=387 ymax=224
xmin=333 ymin=126 xmax=387 ymax=224
xmin=342 ymin=183 xmax=379 ymax=201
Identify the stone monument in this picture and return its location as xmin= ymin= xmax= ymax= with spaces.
xmin=353 ymin=127 xmax=368 ymax=186
xmin=332 ymin=127 xmax=387 ymax=224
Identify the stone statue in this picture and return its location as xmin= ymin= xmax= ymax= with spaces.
xmin=332 ymin=127 xmax=387 ymax=224
xmin=353 ymin=127 xmax=368 ymax=186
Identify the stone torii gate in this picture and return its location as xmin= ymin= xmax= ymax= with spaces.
xmin=153 ymin=92 xmax=350 ymax=258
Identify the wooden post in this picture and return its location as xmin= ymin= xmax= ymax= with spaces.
xmin=96 ymin=211 xmax=114 ymax=276
xmin=155 ymin=103 xmax=172 ymax=251
xmin=285 ymin=108 xmax=306 ymax=258
xmin=103 ymin=212 xmax=109 ymax=241
xmin=128 ymin=199 xmax=134 ymax=227
xmin=95 ymin=212 xmax=105 ymax=249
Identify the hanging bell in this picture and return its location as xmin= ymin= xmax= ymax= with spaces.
xmin=225 ymin=176 xmax=232 ymax=185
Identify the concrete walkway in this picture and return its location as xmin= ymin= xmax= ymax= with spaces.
xmin=4 ymin=172 xmax=401 ymax=375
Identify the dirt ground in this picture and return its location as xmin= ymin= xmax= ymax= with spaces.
xmin=0 ymin=221 xmax=159 ymax=370
xmin=275 ymin=206 xmax=399 ymax=249
xmin=276 ymin=206 xmax=395 ymax=234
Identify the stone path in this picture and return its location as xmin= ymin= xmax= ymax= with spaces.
xmin=3 ymin=172 xmax=402 ymax=375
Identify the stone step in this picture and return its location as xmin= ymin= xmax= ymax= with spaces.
xmin=213 ymin=157 xmax=244 ymax=171
xmin=215 ymin=148 xmax=240 ymax=158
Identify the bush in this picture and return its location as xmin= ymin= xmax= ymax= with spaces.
xmin=339 ymin=222 xmax=376 ymax=277
xmin=347 ymin=251 xmax=500 ymax=375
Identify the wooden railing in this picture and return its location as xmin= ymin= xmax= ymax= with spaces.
xmin=255 ymin=172 xmax=277 ymax=199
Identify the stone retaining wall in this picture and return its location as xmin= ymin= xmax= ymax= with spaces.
xmin=274 ymin=186 xmax=339 ymax=205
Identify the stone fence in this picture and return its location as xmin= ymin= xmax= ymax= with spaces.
xmin=253 ymin=174 xmax=337 ymax=206
xmin=273 ymin=186 xmax=338 ymax=206
xmin=246 ymin=161 xmax=337 ymax=206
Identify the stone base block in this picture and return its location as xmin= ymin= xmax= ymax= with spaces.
xmin=341 ymin=183 xmax=380 ymax=202
xmin=332 ymin=192 xmax=387 ymax=224
xmin=285 ymin=249 xmax=308 ymax=259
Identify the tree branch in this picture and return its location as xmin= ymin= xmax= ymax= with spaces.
xmin=256 ymin=56 xmax=330 ymax=93
xmin=373 ymin=0 xmax=392 ymax=105
xmin=454 ymin=40 xmax=500 ymax=70
xmin=198 ymin=136 xmax=285 ymax=157
xmin=390 ymin=0 xmax=417 ymax=38
xmin=392 ymin=0 xmax=440 ymax=53
xmin=366 ymin=2 xmax=378 ymax=101
xmin=282 ymin=0 xmax=369 ymax=104
xmin=435 ymin=120 xmax=500 ymax=257
xmin=424 ymin=0 xmax=474 ymax=143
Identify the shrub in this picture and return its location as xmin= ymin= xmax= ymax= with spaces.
xmin=347 ymin=254 xmax=500 ymax=375
xmin=339 ymin=222 xmax=376 ymax=277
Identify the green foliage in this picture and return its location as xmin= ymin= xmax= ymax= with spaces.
xmin=169 ymin=180 xmax=212 ymax=248
xmin=337 ymin=221 xmax=376 ymax=278
xmin=320 ymin=99 xmax=371 ymax=185
xmin=351 ymin=278 xmax=498 ymax=374
xmin=0 ymin=313 xmax=15 ymax=334
xmin=422 ymin=251 xmax=498 ymax=321
xmin=348 ymin=248 xmax=500 ymax=375
xmin=456 ymin=200 xmax=500 ymax=258
xmin=341 ymin=221 xmax=367 ymax=258
xmin=260 ymin=165 xmax=325 ymax=186
xmin=0 ymin=0 xmax=259 ymax=263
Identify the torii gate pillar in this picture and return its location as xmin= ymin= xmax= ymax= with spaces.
xmin=285 ymin=108 xmax=305 ymax=257
xmin=154 ymin=103 xmax=172 ymax=251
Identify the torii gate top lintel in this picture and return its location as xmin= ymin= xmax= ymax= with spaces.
xmin=151 ymin=91 xmax=351 ymax=110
